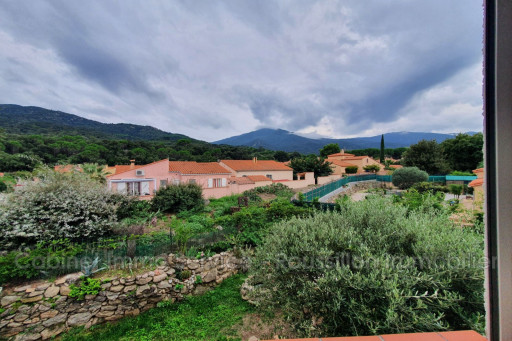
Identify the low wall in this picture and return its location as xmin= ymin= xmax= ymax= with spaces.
xmin=0 ymin=252 xmax=246 ymax=340
xmin=317 ymin=175 xmax=342 ymax=185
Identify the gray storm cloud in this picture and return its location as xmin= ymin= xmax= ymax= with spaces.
xmin=0 ymin=0 xmax=483 ymax=141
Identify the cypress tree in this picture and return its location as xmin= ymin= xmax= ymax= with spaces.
xmin=380 ymin=134 xmax=385 ymax=163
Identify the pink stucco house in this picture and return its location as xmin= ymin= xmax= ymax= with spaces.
xmin=106 ymin=158 xmax=314 ymax=200
xmin=107 ymin=159 xmax=235 ymax=199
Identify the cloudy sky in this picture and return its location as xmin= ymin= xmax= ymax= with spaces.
xmin=0 ymin=1 xmax=483 ymax=141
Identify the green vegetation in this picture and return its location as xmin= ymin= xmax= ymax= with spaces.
xmin=363 ymin=164 xmax=380 ymax=173
xmin=289 ymin=155 xmax=333 ymax=181
xmin=69 ymin=277 xmax=103 ymax=300
xmin=403 ymin=140 xmax=450 ymax=175
xmin=62 ymin=275 xmax=254 ymax=341
xmin=441 ymin=133 xmax=483 ymax=172
xmin=449 ymin=171 xmax=475 ymax=176
xmin=380 ymin=134 xmax=385 ymax=163
xmin=392 ymin=167 xmax=429 ymax=189
xmin=249 ymin=197 xmax=484 ymax=337
xmin=0 ymin=169 xmax=125 ymax=248
xmin=319 ymin=143 xmax=340 ymax=158
xmin=345 ymin=165 xmax=358 ymax=174
xmin=152 ymin=183 xmax=204 ymax=213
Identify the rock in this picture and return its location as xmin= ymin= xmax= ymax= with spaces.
xmin=105 ymin=292 xmax=119 ymax=301
xmin=36 ymin=283 xmax=51 ymax=291
xmin=14 ymin=332 xmax=40 ymax=341
xmin=166 ymin=268 xmax=176 ymax=276
xmin=110 ymin=285 xmax=124 ymax=292
xmin=187 ymin=262 xmax=199 ymax=270
xmin=13 ymin=313 xmax=29 ymax=322
xmin=157 ymin=281 xmax=172 ymax=289
xmin=40 ymin=310 xmax=58 ymax=319
xmin=125 ymin=308 xmax=140 ymax=316
xmin=41 ymin=324 xmax=66 ymax=340
xmin=44 ymin=286 xmax=60 ymax=298
xmin=136 ymin=277 xmax=152 ymax=285
xmin=101 ymin=283 xmax=111 ymax=290
xmin=59 ymin=286 xmax=71 ymax=296
xmin=21 ymin=295 xmax=43 ymax=303
xmin=13 ymin=285 xmax=31 ymax=292
xmin=28 ymin=290 xmax=44 ymax=297
xmin=123 ymin=285 xmax=137 ymax=293
xmin=202 ymin=269 xmax=217 ymax=283
xmin=100 ymin=305 xmax=116 ymax=311
xmin=67 ymin=312 xmax=92 ymax=327
xmin=167 ymin=254 xmax=175 ymax=265
xmin=152 ymin=274 xmax=167 ymax=283
xmin=193 ymin=285 xmax=211 ymax=295
xmin=248 ymin=337 xmax=259 ymax=341
xmin=95 ymin=310 xmax=115 ymax=317
xmin=42 ymin=313 xmax=67 ymax=327
xmin=1 ymin=295 xmax=19 ymax=306
xmin=136 ymin=284 xmax=150 ymax=296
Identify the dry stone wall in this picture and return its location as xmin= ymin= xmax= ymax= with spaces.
xmin=0 ymin=252 xmax=246 ymax=340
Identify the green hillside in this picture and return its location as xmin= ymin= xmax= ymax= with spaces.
xmin=0 ymin=104 xmax=188 ymax=141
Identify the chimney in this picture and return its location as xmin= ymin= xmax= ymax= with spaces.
xmin=341 ymin=149 xmax=345 ymax=154
xmin=253 ymin=157 xmax=257 ymax=163
xmin=130 ymin=159 xmax=135 ymax=169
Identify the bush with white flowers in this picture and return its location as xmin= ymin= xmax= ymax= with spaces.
xmin=0 ymin=169 xmax=124 ymax=248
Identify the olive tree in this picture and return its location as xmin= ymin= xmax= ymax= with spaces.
xmin=392 ymin=166 xmax=429 ymax=189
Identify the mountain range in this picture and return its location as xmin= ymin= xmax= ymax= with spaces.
xmin=213 ymin=128 xmax=475 ymax=154
xmin=0 ymin=104 xmax=476 ymax=154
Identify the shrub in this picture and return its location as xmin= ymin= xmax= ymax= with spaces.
xmin=392 ymin=167 xmax=429 ymax=189
xmin=394 ymin=189 xmax=445 ymax=214
xmin=345 ymin=166 xmax=358 ymax=174
xmin=0 ymin=181 xmax=7 ymax=192
xmin=250 ymin=197 xmax=484 ymax=336
xmin=449 ymin=171 xmax=475 ymax=176
xmin=448 ymin=184 xmax=463 ymax=198
xmin=152 ymin=183 xmax=204 ymax=213
xmin=69 ymin=277 xmax=102 ymax=300
xmin=0 ymin=240 xmax=83 ymax=284
xmin=242 ymin=183 xmax=294 ymax=201
xmin=411 ymin=182 xmax=447 ymax=195
xmin=0 ymin=170 xmax=122 ymax=248
xmin=363 ymin=164 xmax=381 ymax=173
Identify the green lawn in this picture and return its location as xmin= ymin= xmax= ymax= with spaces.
xmin=62 ymin=275 xmax=254 ymax=341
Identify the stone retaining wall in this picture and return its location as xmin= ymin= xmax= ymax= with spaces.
xmin=0 ymin=252 xmax=246 ymax=340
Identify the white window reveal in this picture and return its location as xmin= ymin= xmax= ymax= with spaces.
xmin=173 ymin=179 xmax=180 ymax=185
xmin=221 ymin=178 xmax=227 ymax=187
xmin=160 ymin=179 xmax=167 ymax=188
xmin=189 ymin=179 xmax=196 ymax=184
xmin=207 ymin=178 xmax=213 ymax=188
xmin=141 ymin=181 xmax=150 ymax=196
xmin=117 ymin=182 xmax=126 ymax=193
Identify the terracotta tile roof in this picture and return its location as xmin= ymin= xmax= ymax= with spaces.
xmin=389 ymin=165 xmax=403 ymax=169
xmin=108 ymin=164 xmax=143 ymax=176
xmin=328 ymin=152 xmax=355 ymax=157
xmin=473 ymin=168 xmax=484 ymax=174
xmin=246 ymin=175 xmax=272 ymax=182
xmin=169 ymin=161 xmax=231 ymax=174
xmin=221 ymin=160 xmax=292 ymax=171
xmin=328 ymin=159 xmax=357 ymax=167
xmin=0 ymin=172 xmax=4 ymax=177
xmin=343 ymin=156 xmax=368 ymax=160
xmin=469 ymin=178 xmax=484 ymax=187
xmin=229 ymin=176 xmax=255 ymax=185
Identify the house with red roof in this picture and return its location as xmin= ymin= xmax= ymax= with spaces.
xmin=327 ymin=150 xmax=385 ymax=175
xmin=107 ymin=159 xmax=237 ymax=199
xmin=220 ymin=157 xmax=293 ymax=181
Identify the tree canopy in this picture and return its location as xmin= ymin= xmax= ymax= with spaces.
xmin=441 ymin=133 xmax=483 ymax=172
xmin=289 ymin=155 xmax=333 ymax=181
xmin=402 ymin=140 xmax=450 ymax=175
xmin=319 ymin=143 xmax=340 ymax=158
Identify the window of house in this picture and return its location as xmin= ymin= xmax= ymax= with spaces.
xmin=213 ymin=178 xmax=224 ymax=187
xmin=266 ymin=174 xmax=272 ymax=179
xmin=160 ymin=179 xmax=167 ymax=188
xmin=189 ymin=179 xmax=196 ymax=184
xmin=127 ymin=182 xmax=141 ymax=196
xmin=173 ymin=179 xmax=180 ymax=185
